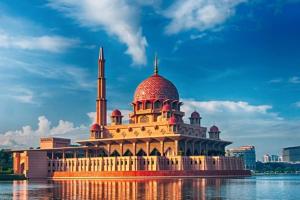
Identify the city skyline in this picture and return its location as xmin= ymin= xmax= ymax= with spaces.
xmin=0 ymin=1 xmax=300 ymax=159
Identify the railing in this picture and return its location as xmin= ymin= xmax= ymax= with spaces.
xmin=48 ymin=156 xmax=244 ymax=173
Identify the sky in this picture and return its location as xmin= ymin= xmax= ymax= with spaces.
xmin=0 ymin=0 xmax=300 ymax=160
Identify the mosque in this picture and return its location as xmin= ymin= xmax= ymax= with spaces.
xmin=12 ymin=48 xmax=250 ymax=179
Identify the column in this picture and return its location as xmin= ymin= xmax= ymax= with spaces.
xmin=174 ymin=140 xmax=178 ymax=156
xmin=133 ymin=142 xmax=136 ymax=156
xmin=146 ymin=141 xmax=150 ymax=156
xmin=107 ymin=144 xmax=111 ymax=157
xmin=85 ymin=149 xmax=89 ymax=158
xmin=120 ymin=143 xmax=123 ymax=156
xmin=192 ymin=142 xmax=195 ymax=156
xmin=184 ymin=140 xmax=188 ymax=156
xmin=74 ymin=150 xmax=77 ymax=158
xmin=160 ymin=141 xmax=164 ymax=156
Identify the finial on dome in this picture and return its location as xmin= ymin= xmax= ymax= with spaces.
xmin=154 ymin=53 xmax=158 ymax=75
xmin=99 ymin=47 xmax=104 ymax=60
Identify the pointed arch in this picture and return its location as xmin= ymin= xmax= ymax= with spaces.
xmin=137 ymin=149 xmax=147 ymax=156
xmin=110 ymin=150 xmax=120 ymax=157
xmin=123 ymin=149 xmax=133 ymax=156
xmin=98 ymin=148 xmax=108 ymax=157
xmin=150 ymin=148 xmax=161 ymax=156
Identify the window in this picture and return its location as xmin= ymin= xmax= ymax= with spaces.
xmin=137 ymin=102 xmax=143 ymax=110
xmin=145 ymin=101 xmax=151 ymax=109
xmin=154 ymin=101 xmax=161 ymax=109
xmin=172 ymin=102 xmax=177 ymax=110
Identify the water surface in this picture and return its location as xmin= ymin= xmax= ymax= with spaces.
xmin=0 ymin=175 xmax=299 ymax=199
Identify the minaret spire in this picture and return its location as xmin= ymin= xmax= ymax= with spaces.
xmin=154 ymin=53 xmax=158 ymax=75
xmin=96 ymin=47 xmax=107 ymax=130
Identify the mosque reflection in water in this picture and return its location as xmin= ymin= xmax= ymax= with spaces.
xmin=12 ymin=178 xmax=224 ymax=199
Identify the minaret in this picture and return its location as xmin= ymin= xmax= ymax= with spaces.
xmin=154 ymin=54 xmax=158 ymax=75
xmin=96 ymin=47 xmax=107 ymax=127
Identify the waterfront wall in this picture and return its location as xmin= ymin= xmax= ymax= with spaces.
xmin=14 ymin=152 xmax=248 ymax=178
xmin=49 ymin=156 xmax=244 ymax=173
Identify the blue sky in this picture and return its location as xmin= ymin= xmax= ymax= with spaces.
xmin=0 ymin=0 xmax=300 ymax=160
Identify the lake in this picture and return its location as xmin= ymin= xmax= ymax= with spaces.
xmin=0 ymin=175 xmax=299 ymax=199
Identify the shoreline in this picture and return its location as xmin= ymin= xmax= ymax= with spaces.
xmin=0 ymin=174 xmax=26 ymax=181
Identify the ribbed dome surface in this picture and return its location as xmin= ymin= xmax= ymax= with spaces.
xmin=134 ymin=74 xmax=179 ymax=102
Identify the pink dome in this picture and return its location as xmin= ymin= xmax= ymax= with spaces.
xmin=210 ymin=125 xmax=219 ymax=132
xmin=90 ymin=123 xmax=100 ymax=132
xmin=169 ymin=116 xmax=177 ymax=125
xmin=134 ymin=74 xmax=179 ymax=102
xmin=162 ymin=104 xmax=171 ymax=112
xmin=111 ymin=109 xmax=122 ymax=117
xmin=191 ymin=111 xmax=200 ymax=118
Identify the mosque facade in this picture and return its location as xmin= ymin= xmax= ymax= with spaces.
xmin=13 ymin=48 xmax=250 ymax=179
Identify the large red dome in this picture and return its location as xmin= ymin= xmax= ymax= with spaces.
xmin=134 ymin=74 xmax=179 ymax=102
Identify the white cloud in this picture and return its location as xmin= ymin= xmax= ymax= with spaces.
xmin=295 ymin=101 xmax=300 ymax=108
xmin=0 ymin=110 xmax=134 ymax=149
xmin=0 ymin=85 xmax=38 ymax=104
xmin=190 ymin=33 xmax=207 ymax=40
xmin=181 ymin=99 xmax=300 ymax=158
xmin=182 ymin=100 xmax=273 ymax=115
xmin=9 ymin=87 xmax=35 ymax=104
xmin=0 ymin=116 xmax=88 ymax=149
xmin=0 ymin=56 xmax=95 ymax=91
xmin=289 ymin=76 xmax=300 ymax=84
xmin=0 ymin=31 xmax=80 ymax=52
xmin=48 ymin=0 xmax=147 ymax=65
xmin=164 ymin=0 xmax=246 ymax=34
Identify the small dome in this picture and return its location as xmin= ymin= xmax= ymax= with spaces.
xmin=90 ymin=123 xmax=100 ymax=132
xmin=134 ymin=74 xmax=179 ymax=102
xmin=210 ymin=125 xmax=219 ymax=132
xmin=111 ymin=109 xmax=122 ymax=117
xmin=191 ymin=111 xmax=200 ymax=118
xmin=169 ymin=116 xmax=177 ymax=125
xmin=162 ymin=104 xmax=171 ymax=112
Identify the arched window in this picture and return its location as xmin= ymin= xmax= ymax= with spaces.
xmin=154 ymin=101 xmax=161 ymax=109
xmin=145 ymin=101 xmax=152 ymax=109
xmin=137 ymin=149 xmax=147 ymax=156
xmin=137 ymin=102 xmax=143 ymax=110
xmin=172 ymin=102 xmax=177 ymax=110
xmin=98 ymin=149 xmax=108 ymax=157
xmin=123 ymin=149 xmax=133 ymax=156
xmin=110 ymin=150 xmax=120 ymax=157
xmin=150 ymin=148 xmax=161 ymax=156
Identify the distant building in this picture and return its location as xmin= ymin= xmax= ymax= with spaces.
xmin=282 ymin=146 xmax=300 ymax=163
xmin=263 ymin=154 xmax=271 ymax=163
xmin=227 ymin=146 xmax=256 ymax=170
xmin=263 ymin=154 xmax=282 ymax=163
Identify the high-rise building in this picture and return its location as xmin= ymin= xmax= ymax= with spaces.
xmin=227 ymin=146 xmax=256 ymax=170
xmin=282 ymin=146 xmax=300 ymax=163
